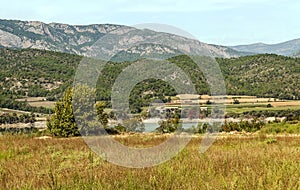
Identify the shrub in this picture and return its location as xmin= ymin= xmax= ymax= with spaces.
xmin=156 ymin=117 xmax=182 ymax=133
xmin=233 ymin=98 xmax=240 ymax=104
xmin=264 ymin=137 xmax=277 ymax=144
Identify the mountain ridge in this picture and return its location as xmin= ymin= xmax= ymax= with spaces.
xmin=1 ymin=18 xmax=300 ymax=58
xmin=0 ymin=19 xmax=249 ymax=58
xmin=0 ymin=19 xmax=123 ymax=55
xmin=230 ymin=38 xmax=300 ymax=56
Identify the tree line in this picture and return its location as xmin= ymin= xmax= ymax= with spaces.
xmin=0 ymin=112 xmax=36 ymax=124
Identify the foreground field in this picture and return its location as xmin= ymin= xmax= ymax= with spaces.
xmin=0 ymin=134 xmax=299 ymax=189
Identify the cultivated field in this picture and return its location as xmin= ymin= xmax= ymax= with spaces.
xmin=225 ymin=102 xmax=300 ymax=113
xmin=171 ymin=94 xmax=300 ymax=114
xmin=15 ymin=97 xmax=55 ymax=109
xmin=28 ymin=101 xmax=55 ymax=108
xmin=0 ymin=134 xmax=299 ymax=189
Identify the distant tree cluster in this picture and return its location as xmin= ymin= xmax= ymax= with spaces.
xmin=0 ymin=92 xmax=53 ymax=114
xmin=0 ymin=112 xmax=36 ymax=124
xmin=221 ymin=120 xmax=264 ymax=132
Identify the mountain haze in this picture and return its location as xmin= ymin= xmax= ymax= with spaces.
xmin=231 ymin=39 xmax=300 ymax=57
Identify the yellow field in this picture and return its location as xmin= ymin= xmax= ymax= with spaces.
xmin=0 ymin=134 xmax=299 ymax=189
xmin=174 ymin=94 xmax=276 ymax=104
xmin=271 ymin=101 xmax=300 ymax=107
xmin=15 ymin=97 xmax=55 ymax=108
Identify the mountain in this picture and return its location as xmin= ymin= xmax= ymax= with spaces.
xmin=230 ymin=39 xmax=300 ymax=57
xmin=0 ymin=19 xmax=247 ymax=58
xmin=0 ymin=19 xmax=122 ymax=55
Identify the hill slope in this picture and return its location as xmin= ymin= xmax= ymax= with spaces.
xmin=217 ymin=54 xmax=300 ymax=99
xmin=0 ymin=48 xmax=80 ymax=98
xmin=1 ymin=49 xmax=300 ymax=104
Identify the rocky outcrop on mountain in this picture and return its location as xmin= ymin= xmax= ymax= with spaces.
xmin=0 ymin=19 xmax=121 ymax=55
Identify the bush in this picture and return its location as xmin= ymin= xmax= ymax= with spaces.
xmin=156 ymin=117 xmax=181 ymax=133
xmin=193 ymin=123 xmax=209 ymax=134
xmin=264 ymin=137 xmax=277 ymax=144
xmin=113 ymin=124 xmax=126 ymax=133
xmin=221 ymin=120 xmax=264 ymax=132
xmin=206 ymin=100 xmax=212 ymax=105
xmin=233 ymin=98 xmax=240 ymax=104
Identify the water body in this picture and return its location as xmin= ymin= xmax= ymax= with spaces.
xmin=143 ymin=119 xmax=198 ymax=132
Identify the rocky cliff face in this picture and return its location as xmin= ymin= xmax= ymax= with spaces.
xmin=0 ymin=19 xmax=246 ymax=58
xmin=0 ymin=19 xmax=121 ymax=55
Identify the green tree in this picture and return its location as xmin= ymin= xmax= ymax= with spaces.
xmin=47 ymin=84 xmax=111 ymax=137
xmin=95 ymin=101 xmax=108 ymax=127
xmin=72 ymin=84 xmax=104 ymax=135
xmin=47 ymin=88 xmax=78 ymax=137
xmin=156 ymin=117 xmax=182 ymax=133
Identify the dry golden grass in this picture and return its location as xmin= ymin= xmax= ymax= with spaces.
xmin=0 ymin=134 xmax=299 ymax=189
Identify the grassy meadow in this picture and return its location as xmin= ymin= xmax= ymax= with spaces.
xmin=1 ymin=96 xmax=300 ymax=189
xmin=0 ymin=134 xmax=299 ymax=189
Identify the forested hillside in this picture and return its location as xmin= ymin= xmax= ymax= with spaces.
xmin=218 ymin=54 xmax=300 ymax=99
xmin=0 ymin=49 xmax=80 ymax=113
xmin=0 ymin=48 xmax=80 ymax=98
xmin=1 ymin=48 xmax=300 ymax=113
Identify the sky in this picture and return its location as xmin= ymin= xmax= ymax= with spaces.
xmin=0 ymin=0 xmax=299 ymax=45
